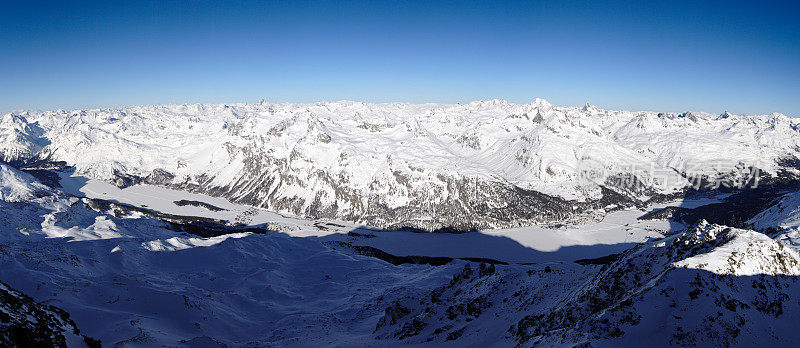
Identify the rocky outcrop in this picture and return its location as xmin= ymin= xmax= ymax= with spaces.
xmin=369 ymin=221 xmax=800 ymax=346
xmin=0 ymin=280 xmax=99 ymax=347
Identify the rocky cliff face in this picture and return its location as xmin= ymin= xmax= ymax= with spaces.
xmin=0 ymin=281 xmax=98 ymax=347
xmin=2 ymin=100 xmax=798 ymax=229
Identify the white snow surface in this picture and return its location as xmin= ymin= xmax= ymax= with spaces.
xmin=3 ymin=159 xmax=800 ymax=346
xmin=673 ymin=220 xmax=800 ymax=276
xmin=58 ymin=172 xmax=300 ymax=227
xmin=749 ymin=190 xmax=800 ymax=232
xmin=57 ymin=172 xmax=743 ymax=263
xmin=0 ymin=113 xmax=47 ymax=163
xmin=746 ymin=190 xmax=800 ymax=254
xmin=0 ymin=169 xmax=461 ymax=346
xmin=3 ymin=99 xmax=798 ymax=228
xmin=0 ymin=163 xmax=48 ymax=202
xmin=3 ymin=99 xmax=800 ymax=345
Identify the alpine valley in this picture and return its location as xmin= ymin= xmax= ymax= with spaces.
xmin=1 ymin=99 xmax=800 ymax=347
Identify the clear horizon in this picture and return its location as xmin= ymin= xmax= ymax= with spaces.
xmin=2 ymin=98 xmax=795 ymax=118
xmin=2 ymin=1 xmax=799 ymax=116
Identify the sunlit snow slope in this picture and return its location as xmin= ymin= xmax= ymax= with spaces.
xmin=3 ymin=162 xmax=800 ymax=346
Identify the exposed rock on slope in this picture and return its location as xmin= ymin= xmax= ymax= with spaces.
xmin=673 ymin=221 xmax=800 ymax=276
xmin=0 ymin=281 xmax=98 ymax=347
xmin=376 ymin=221 xmax=800 ymax=346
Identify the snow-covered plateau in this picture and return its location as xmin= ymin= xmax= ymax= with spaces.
xmin=1 ymin=100 xmax=800 ymax=346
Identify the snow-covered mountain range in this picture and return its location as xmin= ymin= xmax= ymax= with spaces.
xmin=2 ymin=100 xmax=798 ymax=230
xmin=2 ymin=100 xmax=800 ymax=346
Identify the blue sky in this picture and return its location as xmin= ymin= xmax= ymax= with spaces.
xmin=1 ymin=0 xmax=798 ymax=115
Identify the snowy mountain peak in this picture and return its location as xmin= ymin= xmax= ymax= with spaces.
xmin=673 ymin=221 xmax=800 ymax=276
xmin=530 ymin=97 xmax=551 ymax=107
xmin=0 ymin=113 xmax=47 ymax=164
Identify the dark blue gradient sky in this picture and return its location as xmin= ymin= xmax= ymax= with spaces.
xmin=1 ymin=0 xmax=798 ymax=115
